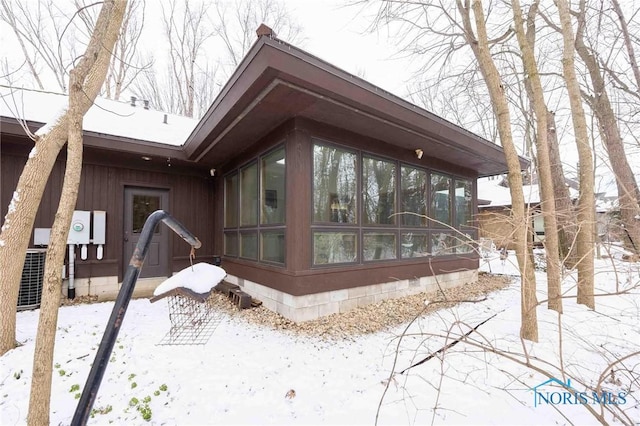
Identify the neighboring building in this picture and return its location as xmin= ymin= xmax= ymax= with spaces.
xmin=477 ymin=176 xmax=578 ymax=249
xmin=1 ymin=30 xmax=525 ymax=321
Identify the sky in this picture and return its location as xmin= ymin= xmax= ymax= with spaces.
xmin=1 ymin=246 xmax=638 ymax=425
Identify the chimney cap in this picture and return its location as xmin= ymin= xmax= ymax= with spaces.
xmin=256 ymin=23 xmax=276 ymax=39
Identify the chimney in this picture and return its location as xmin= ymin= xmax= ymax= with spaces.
xmin=163 ymin=114 xmax=168 ymax=124
xmin=256 ymin=23 xmax=276 ymax=39
xmin=143 ymin=100 xmax=149 ymax=110
xmin=130 ymin=96 xmax=137 ymax=107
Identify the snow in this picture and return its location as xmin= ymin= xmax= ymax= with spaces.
xmin=0 ymin=86 xmax=197 ymax=146
xmin=153 ymin=263 xmax=226 ymax=296
xmin=1 ymin=254 xmax=638 ymax=425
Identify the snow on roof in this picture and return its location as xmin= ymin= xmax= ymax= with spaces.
xmin=0 ymin=86 xmax=197 ymax=146
xmin=477 ymin=177 xmax=578 ymax=208
xmin=153 ymin=262 xmax=226 ymax=296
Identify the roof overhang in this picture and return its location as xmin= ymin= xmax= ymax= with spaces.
xmin=0 ymin=117 xmax=208 ymax=172
xmin=184 ymin=37 xmax=528 ymax=176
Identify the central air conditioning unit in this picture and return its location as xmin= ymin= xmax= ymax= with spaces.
xmin=17 ymin=249 xmax=47 ymax=311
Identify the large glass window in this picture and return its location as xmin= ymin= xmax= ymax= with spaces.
xmin=431 ymin=232 xmax=454 ymax=256
xmin=261 ymin=230 xmax=285 ymax=264
xmin=430 ymin=173 xmax=451 ymax=226
xmin=224 ymin=173 xmax=238 ymax=227
xmin=224 ymin=231 xmax=238 ymax=257
xmin=400 ymin=165 xmax=427 ymax=226
xmin=261 ymin=149 xmax=285 ymax=224
xmin=223 ymin=146 xmax=286 ymax=267
xmin=240 ymin=163 xmax=258 ymax=226
xmin=313 ymin=231 xmax=357 ymax=264
xmin=240 ymin=232 xmax=258 ymax=259
xmin=455 ymin=179 xmax=472 ymax=228
xmin=363 ymin=156 xmax=396 ymax=225
xmin=363 ymin=232 xmax=397 ymax=261
xmin=313 ymin=144 xmax=357 ymax=223
xmin=401 ymin=233 xmax=429 ymax=258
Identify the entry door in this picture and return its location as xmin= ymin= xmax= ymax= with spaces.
xmin=123 ymin=187 xmax=170 ymax=278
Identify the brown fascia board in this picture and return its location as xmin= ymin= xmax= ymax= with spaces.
xmin=183 ymin=36 xmax=530 ymax=173
xmin=1 ymin=116 xmax=187 ymax=160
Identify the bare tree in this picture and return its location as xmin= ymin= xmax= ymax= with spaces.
xmin=370 ymin=0 xmax=538 ymax=340
xmin=133 ymin=0 xmax=215 ymax=118
xmin=459 ymin=0 xmax=538 ymax=341
xmin=512 ymin=0 xmax=562 ymax=313
xmin=27 ymin=2 xmax=127 ymax=423
xmin=610 ymin=0 xmax=640 ymax=98
xmin=554 ymin=0 xmax=595 ymax=309
xmin=76 ymin=0 xmax=150 ymax=100
xmin=214 ymin=0 xmax=304 ymax=71
xmin=0 ymin=0 xmax=125 ymax=374
xmin=572 ymin=0 xmax=640 ymax=255
xmin=0 ymin=0 xmax=83 ymax=92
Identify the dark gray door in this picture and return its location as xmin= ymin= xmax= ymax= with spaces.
xmin=123 ymin=187 xmax=170 ymax=278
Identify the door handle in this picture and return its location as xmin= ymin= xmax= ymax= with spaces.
xmin=124 ymin=232 xmax=129 ymax=242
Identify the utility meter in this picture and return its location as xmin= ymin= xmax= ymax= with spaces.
xmin=67 ymin=211 xmax=91 ymax=245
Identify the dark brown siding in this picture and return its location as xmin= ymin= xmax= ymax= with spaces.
xmin=1 ymin=138 xmax=215 ymax=281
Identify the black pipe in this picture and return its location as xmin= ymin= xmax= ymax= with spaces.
xmin=71 ymin=210 xmax=201 ymax=426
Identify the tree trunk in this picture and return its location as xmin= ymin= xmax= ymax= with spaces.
xmin=547 ymin=110 xmax=577 ymax=264
xmin=513 ymin=0 xmax=562 ymax=313
xmin=459 ymin=0 xmax=538 ymax=341
xmin=25 ymin=3 xmax=127 ymax=423
xmin=574 ymin=0 xmax=640 ymax=255
xmin=555 ymin=0 xmax=595 ymax=309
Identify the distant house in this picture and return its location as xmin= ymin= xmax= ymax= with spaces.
xmin=1 ymin=29 xmax=526 ymax=321
xmin=477 ymin=176 xmax=578 ymax=249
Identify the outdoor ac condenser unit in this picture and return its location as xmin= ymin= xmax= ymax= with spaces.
xmin=17 ymin=249 xmax=47 ymax=311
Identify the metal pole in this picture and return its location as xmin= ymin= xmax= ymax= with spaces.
xmin=71 ymin=210 xmax=201 ymax=426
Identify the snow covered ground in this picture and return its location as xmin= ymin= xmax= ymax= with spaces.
xmin=1 ymin=250 xmax=638 ymax=425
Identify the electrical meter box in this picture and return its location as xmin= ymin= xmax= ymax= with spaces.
xmin=67 ymin=210 xmax=91 ymax=244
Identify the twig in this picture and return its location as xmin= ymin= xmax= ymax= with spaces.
xmin=398 ymin=311 xmax=502 ymax=375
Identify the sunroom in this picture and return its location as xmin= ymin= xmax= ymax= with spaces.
xmin=183 ymin=32 xmax=524 ymax=321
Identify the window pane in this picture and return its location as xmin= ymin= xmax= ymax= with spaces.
xmin=240 ymin=232 xmax=258 ymax=259
xmin=363 ymin=232 xmax=397 ymax=261
xmin=313 ymin=144 xmax=357 ymax=223
xmin=261 ymin=230 xmax=285 ymax=264
xmin=452 ymin=233 xmax=474 ymax=254
xmin=431 ymin=232 xmax=454 ymax=256
xmin=431 ymin=173 xmax=451 ymax=226
xmin=224 ymin=231 xmax=238 ymax=257
xmin=401 ymin=233 xmax=429 ymax=258
xmin=400 ymin=166 xmax=427 ymax=226
xmin=363 ymin=157 xmax=396 ymax=225
xmin=261 ymin=148 xmax=286 ymax=224
xmin=455 ymin=179 xmax=473 ymax=228
xmin=132 ymin=195 xmax=160 ymax=234
xmin=224 ymin=173 xmax=238 ymax=228
xmin=313 ymin=232 xmax=357 ymax=265
xmin=240 ymin=163 xmax=258 ymax=226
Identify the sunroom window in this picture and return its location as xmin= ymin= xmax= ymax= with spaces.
xmin=312 ymin=144 xmax=357 ymax=224
xmin=223 ymin=146 xmax=286 ymax=265
xmin=362 ymin=156 xmax=396 ymax=225
xmin=430 ymin=173 xmax=451 ymax=226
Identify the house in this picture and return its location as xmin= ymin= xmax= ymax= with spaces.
xmin=477 ymin=176 xmax=578 ymax=249
xmin=1 ymin=29 xmax=525 ymax=321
